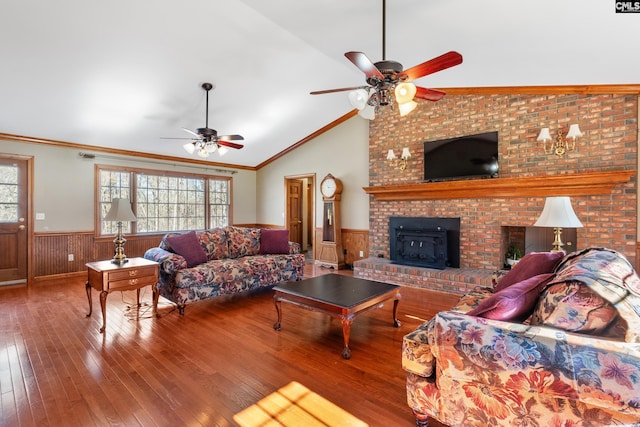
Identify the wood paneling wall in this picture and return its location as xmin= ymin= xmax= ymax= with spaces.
xmin=33 ymin=232 xmax=164 ymax=278
xmin=33 ymin=227 xmax=369 ymax=278
xmin=314 ymin=228 xmax=369 ymax=268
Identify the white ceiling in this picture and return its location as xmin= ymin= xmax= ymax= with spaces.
xmin=1 ymin=0 xmax=638 ymax=168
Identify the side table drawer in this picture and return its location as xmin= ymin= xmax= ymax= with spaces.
xmin=109 ymin=275 xmax=158 ymax=291
xmin=109 ymin=265 xmax=157 ymax=282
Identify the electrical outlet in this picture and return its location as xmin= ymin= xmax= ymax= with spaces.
xmin=359 ymin=250 xmax=364 ymax=257
xmin=36 ymin=212 xmax=45 ymax=220
xmin=68 ymin=254 xmax=74 ymax=262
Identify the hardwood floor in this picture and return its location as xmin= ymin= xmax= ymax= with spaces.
xmin=0 ymin=262 xmax=458 ymax=426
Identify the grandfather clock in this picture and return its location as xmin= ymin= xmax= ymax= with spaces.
xmin=316 ymin=174 xmax=345 ymax=270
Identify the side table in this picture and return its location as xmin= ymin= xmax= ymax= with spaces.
xmin=85 ymin=257 xmax=159 ymax=333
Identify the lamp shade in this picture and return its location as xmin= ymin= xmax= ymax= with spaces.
xmin=395 ymin=82 xmax=417 ymax=104
xmin=104 ymin=198 xmax=137 ymax=222
xmin=566 ymin=124 xmax=583 ymax=139
xmin=401 ymin=147 xmax=411 ymax=159
xmin=348 ymin=89 xmax=369 ymax=110
xmin=537 ymin=128 xmax=552 ymax=142
xmin=534 ymin=196 xmax=583 ymax=228
xmin=183 ymin=142 xmax=196 ymax=154
xmin=358 ymin=103 xmax=376 ymax=120
xmin=386 ymin=149 xmax=396 ymax=160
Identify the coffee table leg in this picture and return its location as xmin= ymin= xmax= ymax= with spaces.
xmin=393 ymin=296 xmax=401 ymax=327
xmin=273 ymin=296 xmax=282 ymax=331
xmin=340 ymin=317 xmax=353 ymax=359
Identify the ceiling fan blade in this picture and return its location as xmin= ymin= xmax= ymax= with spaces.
xmin=311 ymin=86 xmax=365 ymax=95
xmin=182 ymin=127 xmax=200 ymax=137
xmin=217 ymin=134 xmax=244 ymax=141
xmin=414 ymin=87 xmax=446 ymax=102
xmin=218 ymin=140 xmax=244 ymax=150
xmin=345 ymin=52 xmax=384 ymax=79
xmin=402 ymin=51 xmax=463 ymax=82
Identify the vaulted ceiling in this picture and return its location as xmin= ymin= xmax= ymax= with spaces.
xmin=1 ymin=0 xmax=638 ymax=168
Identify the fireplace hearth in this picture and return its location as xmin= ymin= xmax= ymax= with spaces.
xmin=390 ymin=217 xmax=460 ymax=269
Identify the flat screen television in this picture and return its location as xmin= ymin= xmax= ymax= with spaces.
xmin=424 ymin=131 xmax=499 ymax=181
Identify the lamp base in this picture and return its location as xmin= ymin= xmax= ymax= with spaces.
xmin=550 ymin=227 xmax=565 ymax=253
xmin=112 ymin=222 xmax=129 ymax=265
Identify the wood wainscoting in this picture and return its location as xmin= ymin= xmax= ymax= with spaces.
xmin=314 ymin=228 xmax=369 ymax=268
xmin=33 ymin=232 xmax=164 ymax=279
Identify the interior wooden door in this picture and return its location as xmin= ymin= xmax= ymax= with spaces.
xmin=0 ymin=156 xmax=29 ymax=285
xmin=286 ymin=179 xmax=303 ymax=245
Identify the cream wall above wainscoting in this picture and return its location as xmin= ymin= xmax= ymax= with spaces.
xmin=0 ymin=138 xmax=257 ymax=231
xmin=255 ymin=115 xmax=370 ymax=230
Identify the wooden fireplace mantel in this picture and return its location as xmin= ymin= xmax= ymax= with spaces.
xmin=363 ymin=170 xmax=635 ymax=201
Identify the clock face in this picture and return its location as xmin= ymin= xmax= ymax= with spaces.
xmin=321 ymin=178 xmax=337 ymax=198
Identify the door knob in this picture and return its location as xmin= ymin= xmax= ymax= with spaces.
xmin=18 ymin=225 xmax=25 ymax=231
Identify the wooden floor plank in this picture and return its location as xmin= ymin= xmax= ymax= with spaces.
xmin=0 ymin=263 xmax=456 ymax=426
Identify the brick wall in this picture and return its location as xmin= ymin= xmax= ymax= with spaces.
xmin=367 ymin=93 xmax=638 ymax=270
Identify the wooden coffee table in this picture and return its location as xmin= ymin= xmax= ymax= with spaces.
xmin=273 ymin=274 xmax=401 ymax=359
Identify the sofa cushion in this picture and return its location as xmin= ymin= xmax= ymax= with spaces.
xmin=260 ymin=229 xmax=290 ymax=254
xmin=227 ymin=226 xmax=261 ymax=258
xmin=166 ymin=231 xmax=208 ymax=267
xmin=530 ymin=279 xmax=620 ymax=335
xmin=199 ymin=228 xmax=229 ymax=260
xmin=467 ymin=273 xmax=555 ymax=321
xmin=494 ymin=251 xmax=564 ymax=292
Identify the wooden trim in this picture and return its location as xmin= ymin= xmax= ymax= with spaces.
xmin=437 ymin=84 xmax=640 ymax=95
xmin=363 ymin=170 xmax=635 ymax=201
xmin=255 ymin=110 xmax=358 ymax=169
xmin=0 ymin=132 xmax=256 ymax=171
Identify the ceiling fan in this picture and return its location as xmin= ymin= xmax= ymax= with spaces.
xmin=162 ymin=82 xmax=244 ymax=158
xmin=310 ymin=0 xmax=463 ymax=120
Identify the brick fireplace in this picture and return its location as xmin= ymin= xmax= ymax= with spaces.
xmin=354 ymin=90 xmax=638 ymax=294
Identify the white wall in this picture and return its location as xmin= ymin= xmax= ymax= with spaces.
xmin=256 ymin=116 xmax=370 ymax=229
xmin=1 ymin=114 xmax=368 ymax=232
xmin=0 ymin=139 xmax=257 ymax=231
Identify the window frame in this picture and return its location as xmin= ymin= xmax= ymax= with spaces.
xmin=94 ymin=164 xmax=232 ymax=237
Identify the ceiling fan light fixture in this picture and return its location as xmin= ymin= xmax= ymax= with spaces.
xmin=359 ymin=104 xmax=376 ymax=120
xmin=183 ymin=142 xmax=196 ymax=154
xmin=348 ymin=89 xmax=369 ymax=110
xmin=205 ymin=142 xmax=217 ymax=153
xmin=218 ymin=146 xmax=229 ymax=156
xmin=197 ymin=148 xmax=210 ymax=158
xmin=395 ymin=82 xmax=416 ymax=104
xmin=398 ymin=100 xmax=417 ymax=117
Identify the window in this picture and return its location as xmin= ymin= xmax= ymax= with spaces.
xmin=97 ymin=166 xmax=231 ymax=236
xmin=0 ymin=163 xmax=18 ymax=222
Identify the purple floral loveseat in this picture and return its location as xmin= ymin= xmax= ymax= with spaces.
xmin=144 ymin=226 xmax=305 ymax=314
xmin=403 ymin=248 xmax=640 ymax=426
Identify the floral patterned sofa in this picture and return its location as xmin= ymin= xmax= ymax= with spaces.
xmin=144 ymin=226 xmax=305 ymax=314
xmin=402 ymin=248 xmax=640 ymax=427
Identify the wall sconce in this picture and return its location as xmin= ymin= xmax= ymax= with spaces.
xmin=537 ymin=124 xmax=583 ymax=156
xmin=387 ymin=147 xmax=411 ymax=171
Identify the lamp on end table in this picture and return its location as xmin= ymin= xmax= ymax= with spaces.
xmin=534 ymin=196 xmax=583 ymax=253
xmin=104 ymin=198 xmax=137 ymax=265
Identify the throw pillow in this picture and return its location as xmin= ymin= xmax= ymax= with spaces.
xmin=494 ymin=251 xmax=565 ymax=293
xmin=260 ymin=229 xmax=290 ymax=254
xmin=530 ymin=280 xmax=620 ymax=335
xmin=166 ymin=231 xmax=208 ymax=268
xmin=467 ymin=273 xmax=555 ymax=321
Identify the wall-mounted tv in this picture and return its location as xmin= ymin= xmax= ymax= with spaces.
xmin=424 ymin=131 xmax=499 ymax=181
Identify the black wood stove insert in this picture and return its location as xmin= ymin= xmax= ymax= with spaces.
xmin=389 ymin=217 xmax=460 ymax=269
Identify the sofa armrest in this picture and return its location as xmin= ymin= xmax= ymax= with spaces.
xmin=144 ymin=247 xmax=188 ymax=274
xmin=430 ymin=310 xmax=640 ymax=414
xmin=288 ymin=241 xmax=301 ymax=254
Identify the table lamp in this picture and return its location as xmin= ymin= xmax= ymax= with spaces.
xmin=534 ymin=196 xmax=583 ymax=252
xmin=104 ymin=198 xmax=137 ymax=264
